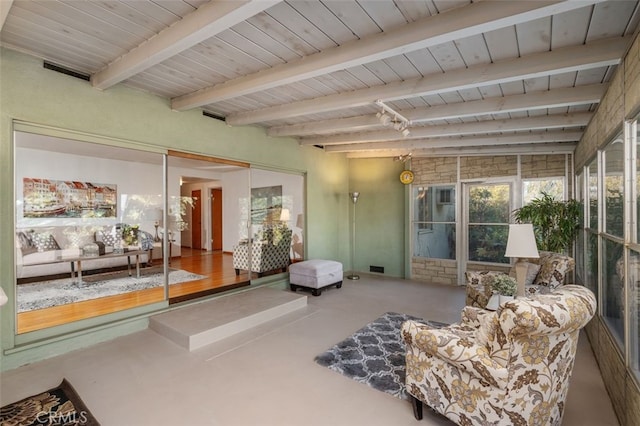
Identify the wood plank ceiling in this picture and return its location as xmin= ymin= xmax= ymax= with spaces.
xmin=1 ymin=0 xmax=639 ymax=159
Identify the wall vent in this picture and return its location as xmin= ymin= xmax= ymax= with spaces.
xmin=202 ymin=111 xmax=225 ymax=121
xmin=370 ymin=265 xmax=384 ymax=273
xmin=43 ymin=61 xmax=90 ymax=81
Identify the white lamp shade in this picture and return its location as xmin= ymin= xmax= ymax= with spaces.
xmin=280 ymin=208 xmax=290 ymax=221
xmin=505 ymin=224 xmax=540 ymax=259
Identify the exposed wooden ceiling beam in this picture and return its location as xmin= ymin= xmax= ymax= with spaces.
xmin=324 ymin=131 xmax=583 ymax=153
xmin=227 ymin=36 xmax=629 ymax=125
xmin=0 ymin=0 xmax=13 ymax=32
xmin=300 ymin=113 xmax=592 ymax=146
xmin=267 ymin=84 xmax=606 ymax=137
xmin=344 ymin=143 xmax=577 ymax=159
xmin=92 ymin=0 xmax=281 ymax=90
xmin=171 ymin=0 xmax=602 ymax=110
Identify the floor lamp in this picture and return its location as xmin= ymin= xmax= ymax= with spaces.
xmin=347 ymin=192 xmax=360 ymax=280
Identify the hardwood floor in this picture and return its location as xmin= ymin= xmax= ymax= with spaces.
xmin=16 ymin=250 xmax=251 ymax=334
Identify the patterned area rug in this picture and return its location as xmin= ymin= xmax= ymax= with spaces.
xmin=0 ymin=379 xmax=100 ymax=425
xmin=17 ymin=268 xmax=205 ymax=312
xmin=315 ymin=312 xmax=447 ymax=400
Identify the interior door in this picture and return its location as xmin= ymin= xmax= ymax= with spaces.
xmin=191 ymin=189 xmax=202 ymax=250
xmin=211 ymin=188 xmax=222 ymax=251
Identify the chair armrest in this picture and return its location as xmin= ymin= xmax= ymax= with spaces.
xmin=461 ymin=306 xmax=492 ymax=327
xmin=402 ymin=320 xmax=508 ymax=388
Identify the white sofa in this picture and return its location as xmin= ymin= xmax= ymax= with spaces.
xmin=16 ymin=225 xmax=151 ymax=280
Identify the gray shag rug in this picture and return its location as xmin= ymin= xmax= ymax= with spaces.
xmin=314 ymin=312 xmax=447 ymax=400
xmin=17 ymin=268 xmax=205 ymax=312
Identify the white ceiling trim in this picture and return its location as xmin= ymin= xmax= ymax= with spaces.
xmin=301 ymin=113 xmax=592 ymax=146
xmin=170 ymin=0 xmax=602 ymax=110
xmin=344 ymin=143 xmax=577 ymax=158
xmin=268 ymin=84 xmax=606 ymax=137
xmin=324 ymin=130 xmax=583 ymax=153
xmin=92 ymin=0 xmax=281 ymax=90
xmin=227 ymin=36 xmax=629 ymax=125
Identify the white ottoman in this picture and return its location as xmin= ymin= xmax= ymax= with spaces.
xmin=289 ymin=259 xmax=343 ymax=296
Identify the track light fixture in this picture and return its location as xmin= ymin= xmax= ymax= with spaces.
xmin=375 ymin=100 xmax=411 ymax=137
xmin=394 ymin=153 xmax=412 ymax=163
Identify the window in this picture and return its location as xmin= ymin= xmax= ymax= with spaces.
xmin=466 ymin=183 xmax=511 ymax=264
xmin=522 ymin=177 xmax=564 ymax=204
xmin=412 ymin=185 xmax=456 ymax=260
xmin=588 ymin=157 xmax=599 ymax=230
xmin=604 ymin=136 xmax=624 ymax=238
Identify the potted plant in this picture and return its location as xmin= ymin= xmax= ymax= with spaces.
xmin=513 ymin=192 xmax=582 ymax=254
xmin=491 ymin=274 xmax=517 ymax=306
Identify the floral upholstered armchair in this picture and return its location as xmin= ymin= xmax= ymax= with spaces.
xmin=466 ymin=251 xmax=575 ymax=309
xmin=233 ymin=226 xmax=292 ymax=277
xmin=401 ymin=285 xmax=596 ymax=425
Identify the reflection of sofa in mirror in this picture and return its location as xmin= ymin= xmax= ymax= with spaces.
xmin=233 ymin=226 xmax=292 ymax=277
xmin=16 ymin=224 xmax=152 ymax=280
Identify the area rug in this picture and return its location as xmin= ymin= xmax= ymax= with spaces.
xmin=17 ymin=268 xmax=205 ymax=312
xmin=314 ymin=312 xmax=447 ymax=400
xmin=0 ymin=378 xmax=100 ymax=425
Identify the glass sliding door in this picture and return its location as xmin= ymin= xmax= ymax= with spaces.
xmin=244 ymin=168 xmax=305 ymax=279
xmin=14 ymin=130 xmax=167 ymax=333
xmin=166 ymin=153 xmax=251 ymax=301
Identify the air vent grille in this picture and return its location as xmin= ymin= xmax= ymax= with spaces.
xmin=43 ymin=61 xmax=90 ymax=81
xmin=202 ymin=111 xmax=225 ymax=121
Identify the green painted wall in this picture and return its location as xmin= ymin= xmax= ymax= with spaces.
xmin=349 ymin=159 xmax=407 ymax=278
xmin=0 ymin=48 xmax=405 ymax=369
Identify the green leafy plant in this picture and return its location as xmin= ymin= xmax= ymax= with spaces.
xmin=513 ymin=192 xmax=582 ymax=253
xmin=492 ymin=274 xmax=517 ymax=296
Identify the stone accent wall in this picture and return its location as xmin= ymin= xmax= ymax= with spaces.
xmin=521 ymin=154 xmax=566 ymax=178
xmin=411 ymin=258 xmax=457 ymax=285
xmin=574 ymin=51 xmax=627 ymax=167
xmin=412 ymin=157 xmax=457 ymax=184
xmin=460 ymin=155 xmax=517 ymax=179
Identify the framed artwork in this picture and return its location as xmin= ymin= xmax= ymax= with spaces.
xmin=23 ymin=178 xmax=117 ymax=218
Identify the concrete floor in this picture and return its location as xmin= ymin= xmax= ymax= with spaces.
xmin=0 ymin=275 xmax=619 ymax=425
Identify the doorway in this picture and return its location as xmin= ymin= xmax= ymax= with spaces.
xmin=191 ymin=189 xmax=202 ymax=250
xmin=211 ymin=188 xmax=223 ymax=251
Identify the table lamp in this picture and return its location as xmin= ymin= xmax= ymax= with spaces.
xmin=505 ymin=223 xmax=540 ymax=297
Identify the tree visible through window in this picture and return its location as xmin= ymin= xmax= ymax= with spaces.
xmin=467 ymin=184 xmax=510 ymax=264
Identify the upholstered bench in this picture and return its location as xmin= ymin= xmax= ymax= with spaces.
xmin=289 ymin=259 xmax=343 ymax=296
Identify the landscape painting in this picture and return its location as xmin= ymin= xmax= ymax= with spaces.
xmin=23 ymin=178 xmax=117 ymax=218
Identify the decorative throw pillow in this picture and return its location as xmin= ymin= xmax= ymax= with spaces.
xmin=31 ymin=232 xmax=61 ymax=252
xmin=97 ymin=227 xmax=118 ymax=246
xmin=16 ymin=231 xmax=38 ymax=255
xmin=524 ymin=263 xmax=541 ymax=286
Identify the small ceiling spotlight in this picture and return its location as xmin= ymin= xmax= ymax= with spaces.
xmin=375 ymin=99 xmax=412 ymax=138
xmin=394 ymin=153 xmax=412 ymax=162
xmin=376 ymin=111 xmax=391 ymax=126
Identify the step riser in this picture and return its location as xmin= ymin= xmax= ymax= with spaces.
xmin=149 ymin=287 xmax=307 ymax=351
